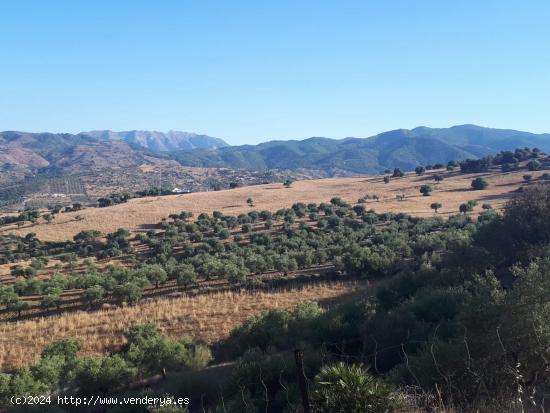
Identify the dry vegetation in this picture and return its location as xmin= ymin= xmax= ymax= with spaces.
xmin=0 ymin=281 xmax=366 ymax=370
xmin=2 ymin=168 xmax=543 ymax=241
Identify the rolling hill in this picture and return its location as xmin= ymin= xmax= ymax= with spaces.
xmin=3 ymin=166 xmax=547 ymax=242
xmin=174 ymin=125 xmax=550 ymax=174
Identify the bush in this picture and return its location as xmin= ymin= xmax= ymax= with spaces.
xmin=140 ymin=264 xmax=167 ymax=288
xmin=460 ymin=158 xmax=491 ymax=173
xmin=74 ymin=355 xmax=136 ymax=396
xmin=527 ymin=159 xmax=542 ymax=171
xmin=459 ymin=200 xmax=477 ymax=214
xmin=501 ymin=185 xmax=550 ymax=250
xmin=82 ymin=285 xmax=104 ymax=306
xmin=392 ymin=168 xmax=404 ymax=178
xmin=471 ymin=177 xmax=488 ymax=190
xmin=175 ymin=264 xmax=197 ymax=288
xmin=311 ymin=363 xmax=403 ymax=413
xmin=419 ymin=185 xmax=433 ymax=196
xmin=330 ymin=197 xmax=347 ymax=207
xmin=113 ymin=282 xmax=143 ymax=305
xmin=122 ymin=325 xmax=212 ymax=388
xmin=225 ymin=263 xmax=247 ymax=284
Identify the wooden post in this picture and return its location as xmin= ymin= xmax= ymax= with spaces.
xmin=294 ymin=349 xmax=311 ymax=413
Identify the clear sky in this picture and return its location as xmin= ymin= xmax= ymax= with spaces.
xmin=1 ymin=1 xmax=549 ymax=145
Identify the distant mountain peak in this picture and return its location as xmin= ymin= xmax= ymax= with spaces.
xmin=80 ymin=130 xmax=229 ymax=152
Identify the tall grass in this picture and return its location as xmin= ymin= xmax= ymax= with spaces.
xmin=0 ymin=281 xmax=364 ymax=370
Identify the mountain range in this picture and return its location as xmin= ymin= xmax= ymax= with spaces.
xmin=82 ymin=130 xmax=228 ymax=152
xmin=1 ymin=125 xmax=549 ymax=177
xmin=0 ymin=130 xmax=226 ymax=174
xmin=173 ymin=125 xmax=550 ymax=174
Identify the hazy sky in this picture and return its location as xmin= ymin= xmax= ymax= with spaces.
xmin=1 ymin=1 xmax=549 ymax=145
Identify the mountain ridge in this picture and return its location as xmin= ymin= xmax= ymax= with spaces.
xmin=1 ymin=125 xmax=550 ymax=177
xmin=80 ymin=130 xmax=229 ymax=152
xmin=172 ymin=124 xmax=550 ymax=174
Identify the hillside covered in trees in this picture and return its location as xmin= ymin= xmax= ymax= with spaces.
xmin=0 ymin=178 xmax=549 ymax=411
xmin=173 ymin=125 xmax=550 ymax=174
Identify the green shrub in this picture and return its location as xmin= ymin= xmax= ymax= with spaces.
xmin=311 ymin=363 xmax=403 ymax=413
xmin=419 ymin=185 xmax=433 ymax=196
xmin=471 ymin=177 xmax=488 ymax=190
xmin=527 ymin=159 xmax=542 ymax=171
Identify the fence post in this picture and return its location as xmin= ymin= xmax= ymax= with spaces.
xmin=294 ymin=349 xmax=311 ymax=413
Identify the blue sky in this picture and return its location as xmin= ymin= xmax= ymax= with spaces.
xmin=1 ymin=1 xmax=549 ymax=145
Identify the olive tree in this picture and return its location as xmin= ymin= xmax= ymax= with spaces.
xmin=419 ymin=185 xmax=433 ymax=196
xmin=430 ymin=202 xmax=442 ymax=213
xmin=471 ymin=177 xmax=488 ymax=190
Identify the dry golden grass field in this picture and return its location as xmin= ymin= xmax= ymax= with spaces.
xmin=0 ymin=281 xmax=367 ymax=370
xmin=2 ymin=168 xmax=545 ymax=242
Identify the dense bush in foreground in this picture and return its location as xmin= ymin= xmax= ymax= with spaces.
xmin=0 ymin=325 xmax=210 ymax=411
xmin=210 ymin=186 xmax=550 ymax=412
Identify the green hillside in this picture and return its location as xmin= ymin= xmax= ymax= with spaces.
xmin=173 ymin=125 xmax=550 ymax=174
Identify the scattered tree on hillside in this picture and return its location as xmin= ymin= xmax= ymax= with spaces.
xmin=527 ymin=159 xmax=542 ymax=171
xmin=419 ymin=185 xmax=433 ymax=196
xmin=82 ymin=285 xmax=105 ymax=307
xmin=392 ymin=168 xmax=404 ymax=178
xmin=73 ymin=230 xmax=102 ymax=243
xmin=41 ymin=293 xmax=62 ymax=310
xmin=471 ymin=177 xmax=488 ymax=190
xmin=175 ymin=264 xmax=197 ymax=289
xmin=447 ymin=160 xmax=459 ymax=171
xmin=430 ymin=202 xmax=442 ymax=213
xmin=415 ymin=166 xmax=426 ymax=175
xmin=113 ymin=282 xmax=144 ymax=306
xmin=460 ymin=158 xmax=491 ymax=173
xmin=459 ymin=200 xmax=477 ymax=214
xmin=141 ymin=264 xmax=167 ymax=289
